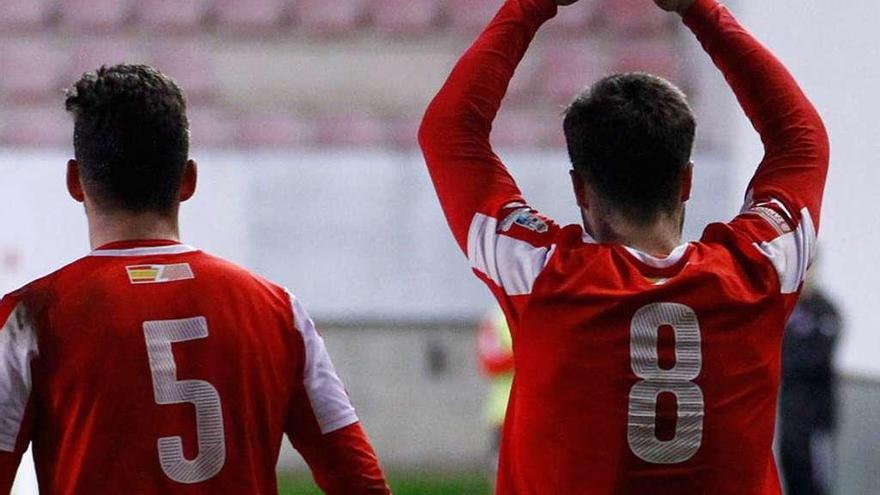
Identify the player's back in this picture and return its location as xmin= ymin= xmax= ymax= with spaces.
xmin=502 ymin=220 xmax=795 ymax=494
xmin=2 ymin=240 xmax=353 ymax=494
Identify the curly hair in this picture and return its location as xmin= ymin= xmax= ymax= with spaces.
xmin=563 ymin=73 xmax=696 ymax=224
xmin=65 ymin=64 xmax=190 ymax=214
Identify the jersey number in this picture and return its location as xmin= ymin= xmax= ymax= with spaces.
xmin=144 ymin=317 xmax=226 ymax=483
xmin=627 ymin=303 xmax=704 ymax=464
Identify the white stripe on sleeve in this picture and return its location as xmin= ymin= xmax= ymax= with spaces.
xmin=467 ymin=213 xmax=551 ymax=296
xmin=0 ymin=301 xmax=38 ymax=452
xmin=754 ymin=207 xmax=817 ymax=294
xmin=288 ymin=293 xmax=358 ymax=434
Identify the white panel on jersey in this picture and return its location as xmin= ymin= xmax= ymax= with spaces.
xmin=0 ymin=302 xmax=38 ymax=453
xmin=289 ymin=294 xmax=358 ymax=434
xmin=754 ymin=207 xmax=817 ymax=294
xmin=467 ymin=213 xmax=551 ymax=296
xmin=88 ymin=244 xmax=198 ymax=257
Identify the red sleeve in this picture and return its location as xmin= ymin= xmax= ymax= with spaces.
xmin=684 ymin=0 xmax=829 ymax=227
xmin=285 ymin=293 xmax=389 ymax=494
xmin=419 ymin=0 xmax=563 ymax=329
xmin=418 ymin=0 xmax=558 ymax=252
xmin=292 ymin=423 xmax=390 ymax=495
xmin=0 ymin=294 xmax=36 ymax=491
xmin=685 ymin=0 xmax=829 ymax=294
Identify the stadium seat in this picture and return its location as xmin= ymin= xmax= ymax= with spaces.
xmin=0 ymin=107 xmax=70 ymax=148
xmin=66 ymin=40 xmax=144 ymax=83
xmin=138 ymin=0 xmax=211 ymax=33
xmin=294 ymin=0 xmax=365 ymax=35
xmin=491 ymin=108 xmax=559 ymax=149
xmin=369 ymin=0 xmax=441 ymax=36
xmin=533 ymin=46 xmax=606 ymax=105
xmin=445 ymin=0 xmax=502 ymax=34
xmin=237 ymin=112 xmax=316 ymax=148
xmin=187 ymin=107 xmax=238 ymax=148
xmin=0 ymin=0 xmax=56 ymax=31
xmin=597 ymin=0 xmax=669 ymax=34
xmin=59 ymin=0 xmax=133 ymax=32
xmin=214 ymin=0 xmax=289 ymax=34
xmin=611 ymin=39 xmax=681 ymax=83
xmin=315 ymin=113 xmax=386 ymax=147
xmin=543 ymin=1 xmax=599 ymax=36
xmin=385 ymin=116 xmax=420 ymax=149
xmin=149 ymin=43 xmax=217 ymax=102
xmin=0 ymin=41 xmax=65 ymax=103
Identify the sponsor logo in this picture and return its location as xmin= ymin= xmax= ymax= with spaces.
xmin=126 ymin=263 xmax=195 ymax=284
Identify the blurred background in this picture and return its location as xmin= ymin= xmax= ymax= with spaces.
xmin=0 ymin=0 xmax=877 ymax=493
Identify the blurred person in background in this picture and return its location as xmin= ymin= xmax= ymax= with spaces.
xmin=420 ymin=0 xmax=830 ymax=492
xmin=779 ymin=271 xmax=841 ymax=495
xmin=476 ymin=307 xmax=514 ymax=492
xmin=0 ymin=65 xmax=389 ymax=494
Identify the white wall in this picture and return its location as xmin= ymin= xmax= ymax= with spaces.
xmin=723 ymin=0 xmax=880 ymax=377
xmin=0 ymin=148 xmax=731 ymax=319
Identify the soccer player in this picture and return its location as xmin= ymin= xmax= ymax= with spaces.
xmin=419 ymin=0 xmax=829 ymax=492
xmin=0 ymin=65 xmax=390 ymax=494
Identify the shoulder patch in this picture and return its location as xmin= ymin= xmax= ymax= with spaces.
xmin=747 ymin=204 xmax=793 ymax=235
xmin=500 ymin=207 xmax=549 ymax=234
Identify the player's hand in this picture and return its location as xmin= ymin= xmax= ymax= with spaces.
xmin=556 ymin=0 xmax=580 ymax=6
xmin=653 ymin=0 xmax=696 ymax=13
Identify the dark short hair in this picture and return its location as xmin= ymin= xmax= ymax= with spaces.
xmin=563 ymin=73 xmax=696 ymax=223
xmin=65 ymin=64 xmax=189 ymax=214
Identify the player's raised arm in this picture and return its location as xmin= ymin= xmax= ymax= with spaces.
xmin=671 ymin=0 xmax=830 ymax=229
xmin=418 ymin=0 xmax=566 ymax=252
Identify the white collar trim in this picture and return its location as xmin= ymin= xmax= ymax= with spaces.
xmin=622 ymin=243 xmax=691 ymax=269
xmin=88 ymin=244 xmax=198 ymax=257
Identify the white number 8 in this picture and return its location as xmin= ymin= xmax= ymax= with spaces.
xmin=628 ymin=303 xmax=704 ymax=464
xmin=144 ymin=317 xmax=226 ymax=483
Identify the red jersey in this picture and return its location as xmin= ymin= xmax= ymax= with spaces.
xmin=0 ymin=240 xmax=389 ymax=494
xmin=419 ymin=0 xmax=829 ymax=493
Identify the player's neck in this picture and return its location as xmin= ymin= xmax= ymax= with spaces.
xmin=617 ymin=227 xmax=683 ymax=258
xmin=86 ymin=208 xmax=181 ymax=250
xmin=587 ymin=212 xmax=684 ymax=257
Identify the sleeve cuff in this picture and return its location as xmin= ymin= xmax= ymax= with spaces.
xmin=682 ymin=0 xmax=721 ymax=27
xmin=522 ymin=0 xmax=558 ymax=24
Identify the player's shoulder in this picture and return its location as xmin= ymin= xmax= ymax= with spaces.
xmin=191 ymin=251 xmax=293 ymax=306
xmin=490 ymin=202 xmax=564 ymax=247
xmin=0 ymin=253 xmax=99 ymax=326
xmin=2 ymin=254 xmax=93 ymax=304
xmin=698 ymin=195 xmax=817 ymax=295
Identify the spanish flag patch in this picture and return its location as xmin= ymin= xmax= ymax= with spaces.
xmin=126 ymin=264 xmax=194 ymax=284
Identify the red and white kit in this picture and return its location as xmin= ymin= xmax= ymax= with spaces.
xmin=420 ymin=0 xmax=829 ymax=493
xmin=0 ymin=240 xmax=389 ymax=494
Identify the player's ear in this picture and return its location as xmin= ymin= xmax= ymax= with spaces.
xmin=680 ymin=162 xmax=694 ymax=203
xmin=179 ymin=159 xmax=198 ymax=202
xmin=66 ymin=159 xmax=85 ymax=203
xmin=570 ymin=169 xmax=589 ymax=210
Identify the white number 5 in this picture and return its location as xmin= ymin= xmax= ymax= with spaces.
xmin=628 ymin=303 xmax=704 ymax=464
xmin=144 ymin=317 xmax=226 ymax=483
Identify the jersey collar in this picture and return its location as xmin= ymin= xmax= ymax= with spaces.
xmin=622 ymin=243 xmax=692 ymax=269
xmin=88 ymin=240 xmax=198 ymax=257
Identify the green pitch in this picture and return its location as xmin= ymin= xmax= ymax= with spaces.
xmin=278 ymin=471 xmax=491 ymax=494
